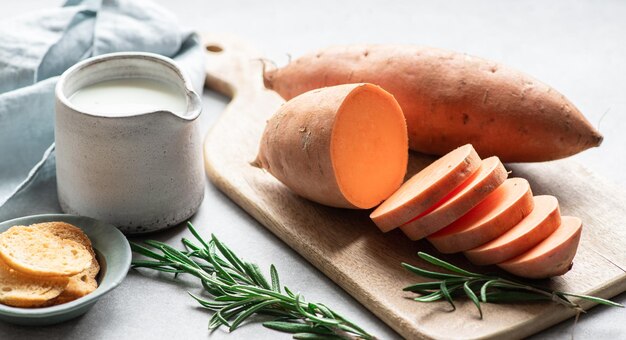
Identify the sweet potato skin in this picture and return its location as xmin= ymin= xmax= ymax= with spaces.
xmin=255 ymin=85 xmax=353 ymax=208
xmin=254 ymin=83 xmax=407 ymax=209
xmin=264 ymin=45 xmax=603 ymax=162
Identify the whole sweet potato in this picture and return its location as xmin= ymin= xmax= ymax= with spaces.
xmin=264 ymin=45 xmax=602 ymax=162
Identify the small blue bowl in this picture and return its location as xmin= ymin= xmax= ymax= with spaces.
xmin=0 ymin=214 xmax=131 ymax=326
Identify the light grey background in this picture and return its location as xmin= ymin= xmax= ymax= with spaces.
xmin=2 ymin=0 xmax=625 ymax=339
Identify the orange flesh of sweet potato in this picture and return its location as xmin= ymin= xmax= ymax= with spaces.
xmin=400 ymin=156 xmax=508 ymax=241
xmin=497 ymin=216 xmax=582 ymax=279
xmin=254 ymin=83 xmax=408 ymax=209
xmin=464 ymin=195 xmax=561 ymax=265
xmin=264 ymin=45 xmax=603 ymax=162
xmin=332 ymin=87 xmax=409 ymax=208
xmin=428 ymin=178 xmax=534 ymax=254
xmin=369 ymin=144 xmax=480 ymax=232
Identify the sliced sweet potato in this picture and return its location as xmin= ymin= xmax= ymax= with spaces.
xmin=370 ymin=144 xmax=480 ymax=232
xmin=428 ymin=178 xmax=534 ymax=253
xmin=464 ymin=195 xmax=561 ymax=265
xmin=400 ymin=156 xmax=507 ymax=240
xmin=498 ymin=216 xmax=582 ymax=279
xmin=254 ymin=83 xmax=408 ymax=209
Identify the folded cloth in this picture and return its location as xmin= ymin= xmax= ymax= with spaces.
xmin=0 ymin=0 xmax=205 ymax=221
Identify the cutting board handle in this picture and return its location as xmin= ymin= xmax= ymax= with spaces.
xmin=201 ymin=33 xmax=285 ymax=188
xmin=202 ymin=33 xmax=268 ymax=99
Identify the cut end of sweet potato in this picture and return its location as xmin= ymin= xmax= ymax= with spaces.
xmin=331 ymin=84 xmax=408 ymax=209
xmin=428 ymin=177 xmax=534 ymax=254
xmin=464 ymin=195 xmax=561 ymax=265
xmin=498 ymin=216 xmax=582 ymax=279
xmin=370 ymin=144 xmax=481 ymax=232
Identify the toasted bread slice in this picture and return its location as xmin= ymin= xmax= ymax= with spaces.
xmin=47 ymin=261 xmax=99 ymax=305
xmin=0 ymin=226 xmax=91 ymax=277
xmin=33 ymin=222 xmax=94 ymax=256
xmin=33 ymin=222 xmax=100 ymax=303
xmin=0 ymin=257 xmax=68 ymax=308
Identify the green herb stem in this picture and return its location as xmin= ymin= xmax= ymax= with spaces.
xmin=403 ymin=252 xmax=623 ymax=318
xmin=131 ymin=222 xmax=374 ymax=340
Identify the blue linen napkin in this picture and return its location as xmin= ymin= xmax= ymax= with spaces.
xmin=0 ymin=0 xmax=206 ymax=221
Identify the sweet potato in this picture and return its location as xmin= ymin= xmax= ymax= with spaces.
xmin=263 ymin=45 xmax=603 ymax=162
xmin=253 ymin=83 xmax=408 ymax=209
xmin=400 ymin=156 xmax=508 ymax=241
xmin=464 ymin=195 xmax=561 ymax=265
xmin=498 ymin=216 xmax=582 ymax=279
xmin=370 ymin=144 xmax=480 ymax=232
xmin=428 ymin=178 xmax=534 ymax=253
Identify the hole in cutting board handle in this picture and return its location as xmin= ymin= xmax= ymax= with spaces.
xmin=206 ymin=44 xmax=223 ymax=53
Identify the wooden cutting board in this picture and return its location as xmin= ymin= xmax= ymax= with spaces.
xmin=201 ymin=33 xmax=626 ymax=339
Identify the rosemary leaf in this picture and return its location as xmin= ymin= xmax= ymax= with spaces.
xmin=247 ymin=262 xmax=272 ymax=290
xmin=270 ymin=264 xmax=281 ymax=293
xmin=463 ymin=281 xmax=483 ymax=319
xmin=209 ymin=309 xmax=232 ymax=329
xmin=263 ymin=321 xmax=333 ymax=335
xmin=130 ymin=242 xmax=167 ymax=261
xmin=205 ymin=243 xmax=236 ymax=284
xmin=182 ymin=237 xmax=201 ymax=252
xmin=479 ymin=279 xmax=499 ymax=303
xmin=294 ymin=294 xmax=342 ymax=326
xmin=413 ymin=291 xmax=444 ymax=302
xmin=314 ymin=303 xmax=335 ymax=319
xmin=401 ymin=262 xmax=463 ymax=280
xmin=187 ymin=221 xmax=210 ymax=250
xmin=418 ymin=252 xmax=481 ymax=277
xmin=404 ymin=278 xmax=467 ymax=292
xmin=559 ymin=293 xmax=625 ymax=308
xmin=188 ymin=292 xmax=230 ymax=310
xmin=285 ymin=286 xmax=296 ymax=298
xmin=230 ymin=299 xmax=281 ymax=331
xmin=293 ymin=333 xmax=344 ymax=340
xmin=440 ymin=281 xmax=456 ymax=310
xmin=211 ymin=233 xmax=247 ymax=273
xmin=215 ymin=295 xmax=248 ymax=302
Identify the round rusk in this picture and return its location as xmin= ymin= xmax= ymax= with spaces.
xmin=0 ymin=226 xmax=92 ymax=277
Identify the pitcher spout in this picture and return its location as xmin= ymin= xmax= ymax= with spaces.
xmin=172 ymin=89 xmax=201 ymax=121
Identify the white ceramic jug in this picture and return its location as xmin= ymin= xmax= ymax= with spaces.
xmin=55 ymin=52 xmax=204 ymax=233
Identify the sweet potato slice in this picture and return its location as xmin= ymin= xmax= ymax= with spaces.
xmin=498 ymin=216 xmax=582 ymax=279
xmin=370 ymin=144 xmax=480 ymax=232
xmin=428 ymin=178 xmax=534 ymax=253
xmin=254 ymin=83 xmax=408 ymax=209
xmin=497 ymin=216 xmax=582 ymax=278
xmin=464 ymin=195 xmax=561 ymax=265
xmin=400 ymin=156 xmax=507 ymax=240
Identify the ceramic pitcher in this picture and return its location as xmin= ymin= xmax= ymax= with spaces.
xmin=55 ymin=52 xmax=204 ymax=233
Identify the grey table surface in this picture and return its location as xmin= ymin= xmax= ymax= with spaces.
xmin=2 ymin=0 xmax=626 ymax=339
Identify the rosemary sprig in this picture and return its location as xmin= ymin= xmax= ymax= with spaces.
xmin=131 ymin=222 xmax=374 ymax=340
xmin=403 ymin=252 xmax=623 ymax=318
